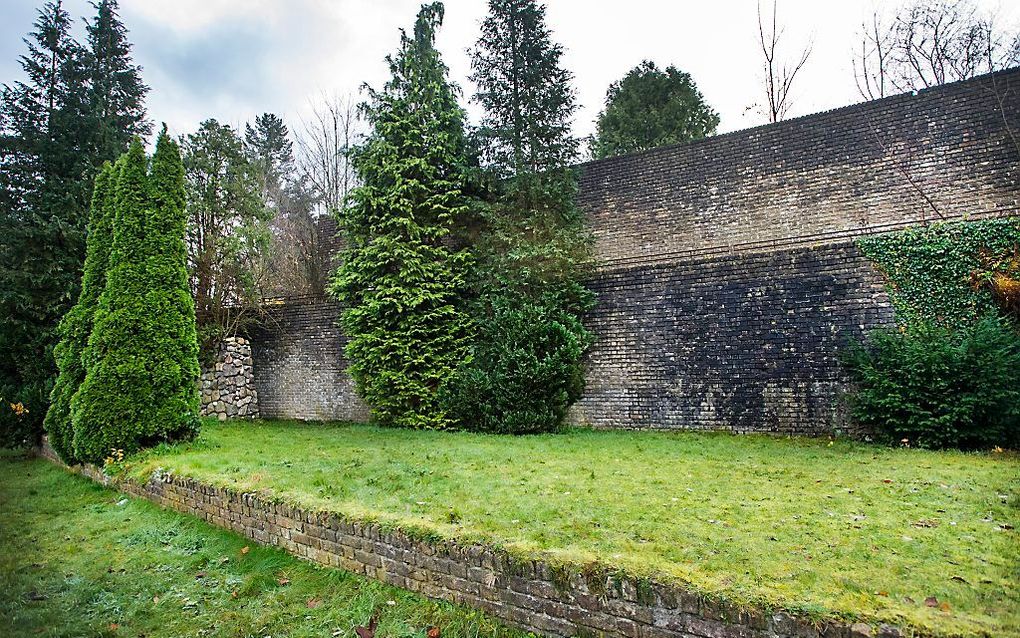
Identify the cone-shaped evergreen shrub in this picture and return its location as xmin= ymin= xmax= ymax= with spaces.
xmin=331 ymin=3 xmax=474 ymax=429
xmin=71 ymin=135 xmax=200 ymax=463
xmin=145 ymin=127 xmax=201 ymax=440
xmin=43 ymin=163 xmax=117 ymax=463
xmin=71 ymin=138 xmax=155 ymax=462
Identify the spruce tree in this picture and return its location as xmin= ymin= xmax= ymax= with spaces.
xmin=446 ymin=0 xmax=594 ymax=433
xmin=71 ymin=138 xmax=153 ymax=462
xmin=84 ymin=0 xmax=150 ymax=161
xmin=331 ymin=2 xmax=474 ymax=429
xmin=145 ymin=127 xmax=201 ymax=442
xmin=44 ymin=162 xmax=116 ymax=462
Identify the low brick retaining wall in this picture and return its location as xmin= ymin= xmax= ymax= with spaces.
xmin=39 ymin=445 xmax=906 ymax=638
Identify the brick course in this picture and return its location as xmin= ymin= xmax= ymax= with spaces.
xmin=580 ymin=70 xmax=1019 ymax=268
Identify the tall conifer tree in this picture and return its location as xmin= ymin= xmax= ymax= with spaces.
xmin=85 ymin=0 xmax=150 ymax=160
xmin=71 ymin=138 xmax=151 ymax=462
xmin=44 ymin=162 xmax=116 ymax=463
xmin=446 ymin=0 xmax=594 ymax=433
xmin=0 ymin=0 xmax=148 ymax=446
xmin=0 ymin=1 xmax=89 ymax=446
xmin=145 ymin=127 xmax=201 ymax=442
xmin=332 ymin=2 xmax=474 ymax=429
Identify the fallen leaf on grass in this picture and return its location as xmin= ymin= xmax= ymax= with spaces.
xmin=427 ymin=626 xmax=441 ymax=638
xmin=882 ymin=479 xmax=893 ymax=484
xmin=925 ymin=596 xmax=939 ymax=607
xmin=195 ymin=571 xmax=206 ymax=579
xmin=355 ymin=614 xmax=378 ymax=638
xmin=240 ymin=546 xmax=250 ymax=555
xmin=152 ymin=596 xmax=159 ymax=604
xmin=306 ymin=598 xmax=321 ymax=609
xmin=109 ymin=623 xmax=119 ymax=631
xmin=939 ymin=602 xmax=951 ymax=612
xmin=277 ymin=577 xmax=290 ymax=586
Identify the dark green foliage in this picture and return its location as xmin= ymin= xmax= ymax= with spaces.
xmin=0 ymin=1 xmax=88 ymax=448
xmin=71 ymin=136 xmax=198 ymax=463
xmin=331 ymin=2 xmax=473 ymax=429
xmin=843 ymin=317 xmax=1020 ymax=450
xmin=145 ymin=128 xmax=201 ymax=442
xmin=590 ymin=60 xmax=719 ymax=159
xmin=470 ymin=0 xmax=577 ymax=176
xmin=448 ymin=0 xmax=594 ymax=433
xmin=83 ymin=0 xmax=150 ymax=161
xmin=0 ymin=0 xmax=148 ymax=447
xmin=43 ymin=163 xmax=117 ymax=463
xmin=859 ymin=218 xmax=1020 ymax=329
xmin=442 ymin=299 xmax=589 ymax=433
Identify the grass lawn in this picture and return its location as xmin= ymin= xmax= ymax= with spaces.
xmin=119 ymin=420 xmax=1020 ymax=637
xmin=0 ymin=453 xmax=529 ymax=638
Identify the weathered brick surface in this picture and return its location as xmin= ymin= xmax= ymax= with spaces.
xmin=45 ymin=448 xmax=905 ymax=638
xmin=244 ymin=70 xmax=1020 ymax=434
xmin=572 ymin=242 xmax=895 ymax=433
xmin=247 ymin=298 xmax=369 ymax=421
xmin=580 ymin=69 xmax=1019 ymax=269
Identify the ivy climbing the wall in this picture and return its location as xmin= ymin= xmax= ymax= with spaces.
xmin=858 ymin=217 xmax=1020 ymax=328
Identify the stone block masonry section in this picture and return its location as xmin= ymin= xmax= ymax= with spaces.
xmin=200 ymin=336 xmax=259 ymax=420
xmin=42 ymin=444 xmax=903 ymax=638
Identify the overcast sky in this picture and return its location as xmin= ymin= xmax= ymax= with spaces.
xmin=2 ymin=0 xmax=1018 ymax=146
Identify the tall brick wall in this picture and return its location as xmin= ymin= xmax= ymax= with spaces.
xmin=247 ymin=70 xmax=1019 ymax=434
xmin=581 ymin=69 xmax=1019 ymax=268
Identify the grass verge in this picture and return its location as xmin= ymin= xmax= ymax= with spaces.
xmin=120 ymin=420 xmax=1020 ymax=637
xmin=0 ymin=454 xmax=529 ymax=638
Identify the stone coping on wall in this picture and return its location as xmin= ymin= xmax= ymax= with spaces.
xmin=37 ymin=441 xmax=917 ymax=638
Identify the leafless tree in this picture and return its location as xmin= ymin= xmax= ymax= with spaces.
xmin=853 ymin=12 xmax=897 ymax=101
xmin=853 ymin=0 xmax=1020 ymax=100
xmin=757 ymin=0 xmax=813 ymax=123
xmin=295 ymin=92 xmax=362 ymax=217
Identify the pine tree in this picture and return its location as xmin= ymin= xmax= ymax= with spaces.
xmin=71 ymin=138 xmax=154 ymax=463
xmin=331 ymin=2 xmax=474 ymax=429
xmin=590 ymin=61 xmax=719 ymax=159
xmin=145 ymin=127 xmax=201 ymax=442
xmin=245 ymin=112 xmax=294 ymax=208
xmin=43 ymin=162 xmax=116 ymax=463
xmin=446 ymin=0 xmax=594 ymax=433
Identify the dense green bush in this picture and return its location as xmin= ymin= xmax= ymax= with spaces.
xmin=44 ymin=163 xmax=117 ymax=463
xmin=143 ymin=128 xmax=202 ymax=441
xmin=843 ymin=317 xmax=1020 ymax=450
xmin=444 ymin=296 xmax=590 ymax=434
xmin=70 ymin=134 xmax=199 ymax=463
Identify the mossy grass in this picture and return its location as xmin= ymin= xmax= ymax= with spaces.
xmin=0 ymin=455 xmax=528 ymax=637
xmin=119 ymin=419 xmax=1020 ymax=637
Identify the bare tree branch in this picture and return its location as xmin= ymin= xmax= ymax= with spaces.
xmin=757 ymin=0 xmax=813 ymax=122
xmin=855 ymin=0 xmax=1020 ymax=98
